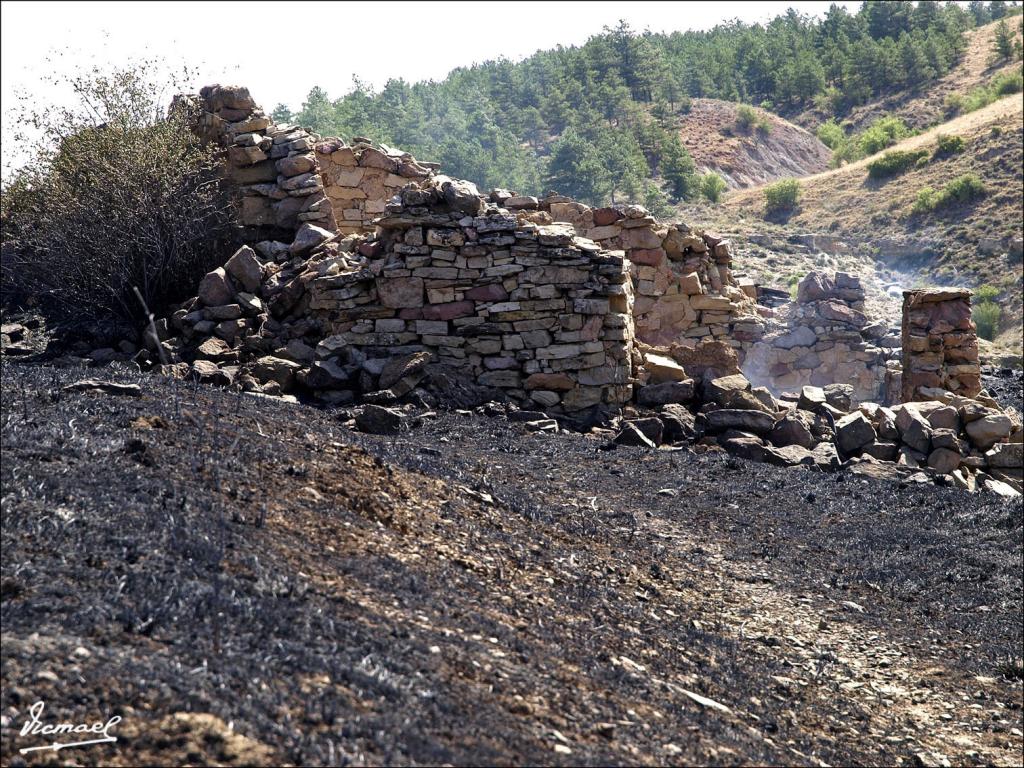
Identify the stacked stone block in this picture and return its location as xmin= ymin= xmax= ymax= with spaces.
xmin=315 ymin=139 xmax=436 ymax=235
xmin=182 ymin=85 xmax=337 ymax=237
xmin=487 ymin=193 xmax=763 ymax=351
xmin=901 ymin=288 xmax=981 ymax=402
xmin=307 ymin=178 xmax=634 ymax=412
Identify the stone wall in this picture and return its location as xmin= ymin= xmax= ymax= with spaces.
xmin=307 ymin=177 xmax=634 ymax=413
xmin=742 ymin=271 xmax=899 ymax=405
xmin=180 ymin=85 xmax=336 ymax=239
xmin=314 ymin=139 xmax=436 ymax=235
xmin=173 ymin=87 xmax=985 ymax=419
xmin=489 ymin=194 xmax=764 ymax=352
xmin=901 ymin=288 xmax=981 ymax=402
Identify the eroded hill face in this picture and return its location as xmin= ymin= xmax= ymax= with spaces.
xmin=676 ymin=99 xmax=832 ymax=189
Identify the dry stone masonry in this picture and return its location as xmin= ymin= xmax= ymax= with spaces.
xmin=742 ymin=270 xmax=900 ymax=404
xmin=315 ymin=139 xmax=437 ymax=235
xmin=901 ymin=288 xmax=982 ymax=402
xmin=137 ymin=84 xmax=1019 ymax=495
xmin=507 ymin=195 xmax=764 ymax=351
xmin=177 ymin=85 xmax=336 ymax=239
xmin=307 ymin=177 xmax=635 ymax=413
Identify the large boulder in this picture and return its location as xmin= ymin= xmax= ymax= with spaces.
xmin=303 ymin=359 xmax=352 ymax=389
xmin=770 ymin=413 xmax=815 ymax=448
xmin=797 ymin=386 xmax=827 ymax=413
xmin=251 ymin=356 xmax=302 ymax=390
xmin=704 ymin=373 xmax=750 ymax=405
xmin=834 ymin=412 xmax=876 ymax=454
xmin=613 ymin=421 xmax=657 ymax=448
xmin=198 ymin=267 xmax=234 ymax=307
xmin=438 ymin=176 xmax=483 ymax=216
xmin=660 ymin=404 xmax=697 ymax=443
xmin=637 ymin=380 xmax=695 ymax=405
xmin=643 ymin=353 xmax=689 ymax=384
xmin=986 ymin=442 xmax=1023 ymax=468
xmin=927 ymin=448 xmax=962 ymax=474
xmin=894 ymin=405 xmax=934 ymax=454
xmin=355 ymin=404 xmax=407 ymax=435
xmin=704 ymin=409 xmax=776 ymax=436
xmin=823 ymin=383 xmax=853 ymax=413
xmin=224 ymin=245 xmax=264 ymax=293
xmin=965 ymin=413 xmax=1013 ymax=450
xmin=290 ymin=223 xmax=334 ymax=256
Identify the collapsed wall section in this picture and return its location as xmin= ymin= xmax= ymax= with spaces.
xmin=743 ymin=271 xmax=899 ymax=404
xmin=901 ymin=289 xmax=981 ymax=402
xmin=307 ymin=180 xmax=634 ymax=412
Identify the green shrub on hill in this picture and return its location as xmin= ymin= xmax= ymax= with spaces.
xmin=857 ymin=116 xmax=910 ymax=157
xmin=911 ymin=173 xmax=986 ymax=214
xmin=933 ymin=133 xmax=966 ymax=158
xmin=764 ymin=178 xmax=800 ymax=215
xmin=735 ymin=105 xmax=772 ymax=135
xmin=700 ymin=172 xmax=727 ymax=203
xmin=951 ymin=67 xmax=1023 ymax=114
xmin=867 ymin=148 xmax=930 ymax=178
xmin=816 ymin=119 xmax=845 ymax=150
xmin=974 ymin=299 xmax=1001 ymax=341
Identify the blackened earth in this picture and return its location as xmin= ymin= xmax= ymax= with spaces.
xmin=1 ymin=360 xmax=1022 ymax=767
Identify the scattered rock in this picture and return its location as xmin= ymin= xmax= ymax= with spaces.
xmin=613 ymin=422 xmax=657 ymax=448
xmin=354 ymin=404 xmax=407 ymax=435
xmin=834 ymin=412 xmax=876 ymax=455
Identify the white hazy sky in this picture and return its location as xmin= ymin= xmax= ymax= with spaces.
xmin=1 ymin=0 xmax=858 ymax=169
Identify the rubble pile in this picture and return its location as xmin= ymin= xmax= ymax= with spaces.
xmin=609 ymin=368 xmax=1022 ymax=495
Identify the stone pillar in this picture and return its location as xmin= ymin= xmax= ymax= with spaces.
xmin=900 ymin=288 xmax=981 ymax=402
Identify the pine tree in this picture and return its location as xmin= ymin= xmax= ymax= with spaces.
xmin=544 ymin=128 xmax=611 ymax=204
xmin=993 ymin=20 xmax=1014 ymax=60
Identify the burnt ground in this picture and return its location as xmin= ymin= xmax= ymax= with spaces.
xmin=1 ymin=360 xmax=1022 ymax=767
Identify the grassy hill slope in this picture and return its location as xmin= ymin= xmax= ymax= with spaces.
xmin=726 ymin=93 xmax=1024 ymax=353
xmin=830 ymin=18 xmax=1024 ymax=133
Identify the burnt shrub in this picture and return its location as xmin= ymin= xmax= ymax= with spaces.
xmin=1 ymin=62 xmax=234 ymax=324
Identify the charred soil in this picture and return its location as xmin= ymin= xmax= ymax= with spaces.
xmin=1 ymin=361 xmax=1022 ymax=766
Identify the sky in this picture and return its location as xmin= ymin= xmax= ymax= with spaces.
xmin=0 ymin=0 xmax=859 ymax=170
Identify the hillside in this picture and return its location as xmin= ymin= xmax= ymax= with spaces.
xmin=676 ymin=99 xmax=831 ymax=188
xmin=805 ymin=18 xmax=1024 ymax=133
xmin=281 ymin=2 xmax=984 ymax=205
xmin=725 ymin=93 xmax=1024 ymax=353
